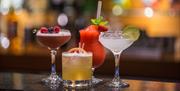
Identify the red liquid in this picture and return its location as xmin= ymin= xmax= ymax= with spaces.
xmin=37 ymin=35 xmax=71 ymax=49
xmin=80 ymin=29 xmax=105 ymax=68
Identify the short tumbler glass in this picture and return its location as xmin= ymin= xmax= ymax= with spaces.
xmin=62 ymin=52 xmax=92 ymax=88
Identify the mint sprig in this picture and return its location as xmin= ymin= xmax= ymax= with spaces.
xmin=91 ymin=16 xmax=108 ymax=26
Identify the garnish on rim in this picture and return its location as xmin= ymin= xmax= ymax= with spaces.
xmin=91 ymin=16 xmax=108 ymax=32
xmin=53 ymin=26 xmax=61 ymax=33
xmin=122 ymin=25 xmax=140 ymax=41
xmin=40 ymin=27 xmax=48 ymax=33
xmin=40 ymin=26 xmax=61 ymax=33
xmin=68 ymin=43 xmax=87 ymax=53
xmin=68 ymin=48 xmax=87 ymax=53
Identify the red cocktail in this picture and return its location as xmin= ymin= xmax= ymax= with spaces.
xmin=80 ymin=25 xmax=105 ymax=68
xmin=80 ymin=17 xmax=108 ymax=84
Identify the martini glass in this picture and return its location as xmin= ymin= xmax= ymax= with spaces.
xmin=36 ymin=29 xmax=71 ymax=87
xmin=99 ymin=30 xmax=134 ymax=88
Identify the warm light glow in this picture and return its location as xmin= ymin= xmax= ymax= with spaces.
xmin=112 ymin=5 xmax=123 ymax=16
xmin=0 ymin=0 xmax=23 ymax=15
xmin=11 ymin=0 xmax=24 ymax=10
xmin=144 ymin=7 xmax=154 ymax=18
xmin=57 ymin=13 xmax=68 ymax=26
xmin=0 ymin=36 xmax=10 ymax=49
xmin=0 ymin=0 xmax=10 ymax=15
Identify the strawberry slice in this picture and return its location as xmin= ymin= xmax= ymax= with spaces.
xmin=40 ymin=27 xmax=48 ymax=33
xmin=98 ymin=25 xmax=108 ymax=32
xmin=53 ymin=26 xmax=61 ymax=33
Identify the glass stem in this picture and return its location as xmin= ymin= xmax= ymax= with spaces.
xmin=112 ymin=52 xmax=122 ymax=83
xmin=50 ymin=50 xmax=57 ymax=75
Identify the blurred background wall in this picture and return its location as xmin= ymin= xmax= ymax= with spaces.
xmin=0 ymin=0 xmax=179 ymax=61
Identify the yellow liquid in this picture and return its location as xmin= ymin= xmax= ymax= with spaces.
xmin=62 ymin=53 xmax=92 ymax=80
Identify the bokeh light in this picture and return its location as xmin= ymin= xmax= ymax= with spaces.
xmin=57 ymin=13 xmax=68 ymax=26
xmin=144 ymin=7 xmax=154 ymax=18
xmin=0 ymin=0 xmax=11 ymax=15
xmin=0 ymin=35 xmax=10 ymax=49
xmin=112 ymin=5 xmax=123 ymax=16
xmin=0 ymin=0 xmax=23 ymax=15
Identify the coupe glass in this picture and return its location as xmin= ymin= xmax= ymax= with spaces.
xmin=99 ymin=30 xmax=134 ymax=88
xmin=36 ymin=29 xmax=71 ymax=87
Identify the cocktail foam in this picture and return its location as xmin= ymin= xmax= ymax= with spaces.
xmin=62 ymin=52 xmax=92 ymax=57
xmin=36 ymin=29 xmax=71 ymax=36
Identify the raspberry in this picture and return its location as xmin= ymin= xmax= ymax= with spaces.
xmin=53 ymin=26 xmax=61 ymax=33
xmin=40 ymin=27 xmax=48 ymax=33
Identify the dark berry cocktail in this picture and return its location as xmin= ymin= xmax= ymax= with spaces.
xmin=36 ymin=26 xmax=71 ymax=88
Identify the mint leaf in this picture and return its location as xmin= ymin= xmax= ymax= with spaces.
xmin=91 ymin=19 xmax=98 ymax=25
xmin=91 ymin=16 xmax=108 ymax=26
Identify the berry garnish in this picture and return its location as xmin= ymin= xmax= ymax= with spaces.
xmin=91 ymin=16 xmax=108 ymax=32
xmin=40 ymin=27 xmax=48 ymax=33
xmin=53 ymin=26 xmax=61 ymax=33
xmin=98 ymin=25 xmax=108 ymax=32
xmin=48 ymin=27 xmax=54 ymax=33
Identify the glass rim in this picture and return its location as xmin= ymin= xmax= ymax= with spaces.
xmin=36 ymin=29 xmax=71 ymax=36
xmin=101 ymin=30 xmax=123 ymax=33
xmin=62 ymin=52 xmax=93 ymax=56
xmin=100 ymin=30 xmax=134 ymax=41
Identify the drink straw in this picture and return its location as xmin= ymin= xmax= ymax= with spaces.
xmin=79 ymin=42 xmax=81 ymax=48
xmin=78 ymin=42 xmax=85 ymax=53
xmin=81 ymin=43 xmax=85 ymax=49
xmin=96 ymin=0 xmax=102 ymax=19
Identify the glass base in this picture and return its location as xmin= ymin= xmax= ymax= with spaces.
xmin=63 ymin=80 xmax=92 ymax=89
xmin=107 ymin=80 xmax=129 ymax=88
xmin=42 ymin=73 xmax=62 ymax=89
xmin=92 ymin=77 xmax=103 ymax=84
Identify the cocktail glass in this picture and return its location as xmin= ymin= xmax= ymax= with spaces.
xmin=80 ymin=28 xmax=105 ymax=84
xmin=62 ymin=52 xmax=92 ymax=88
xmin=36 ymin=29 xmax=71 ymax=87
xmin=99 ymin=30 xmax=134 ymax=88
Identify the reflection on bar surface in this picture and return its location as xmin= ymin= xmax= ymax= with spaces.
xmin=0 ymin=72 xmax=180 ymax=91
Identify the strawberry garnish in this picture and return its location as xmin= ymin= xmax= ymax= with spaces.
xmin=98 ymin=25 xmax=108 ymax=32
xmin=53 ymin=26 xmax=61 ymax=33
xmin=40 ymin=27 xmax=48 ymax=33
xmin=91 ymin=16 xmax=108 ymax=32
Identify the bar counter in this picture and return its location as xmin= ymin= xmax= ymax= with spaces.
xmin=0 ymin=72 xmax=180 ymax=91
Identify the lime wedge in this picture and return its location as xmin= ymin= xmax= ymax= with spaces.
xmin=122 ymin=26 xmax=140 ymax=41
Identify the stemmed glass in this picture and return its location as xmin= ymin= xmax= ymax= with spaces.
xmin=36 ymin=29 xmax=71 ymax=87
xmin=99 ymin=30 xmax=134 ymax=88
